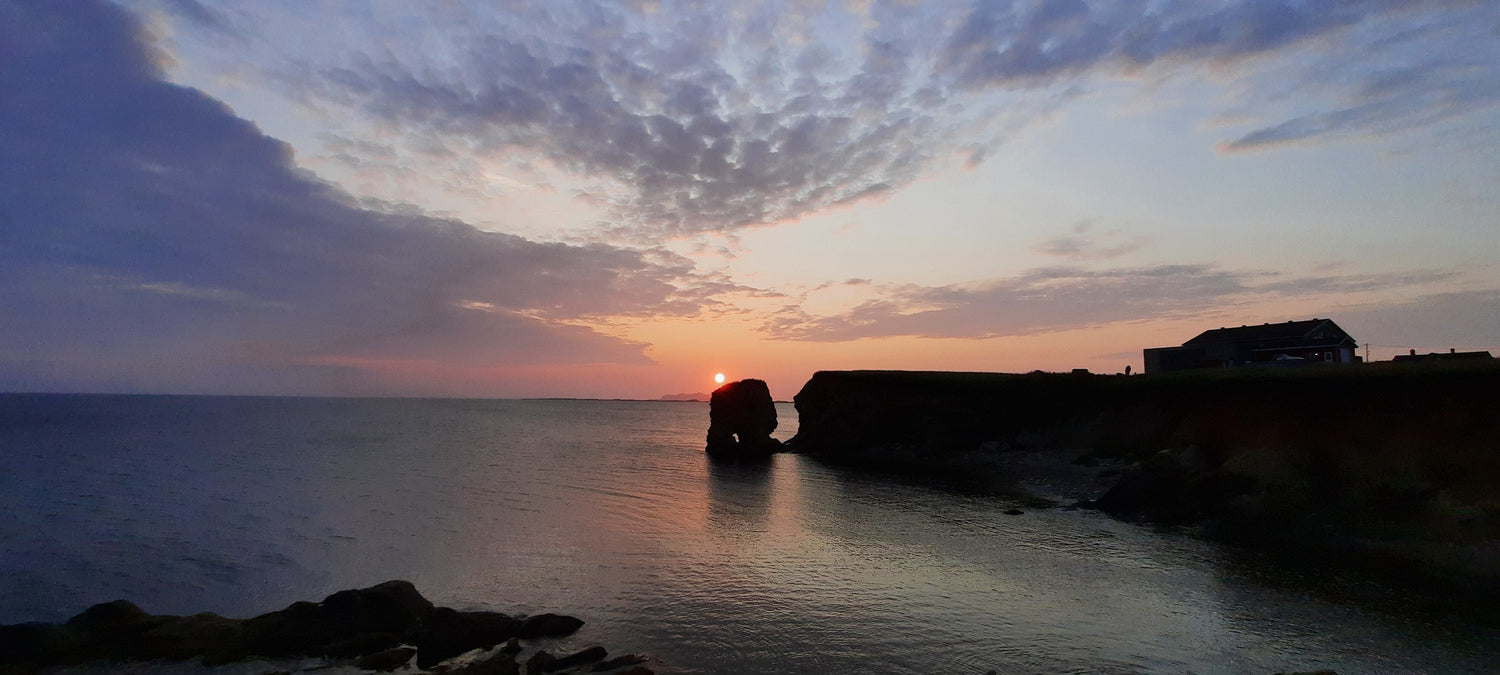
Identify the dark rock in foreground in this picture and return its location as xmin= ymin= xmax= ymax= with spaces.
xmin=354 ymin=646 xmax=416 ymax=671
xmin=414 ymin=607 xmax=521 ymax=669
xmin=706 ymin=378 xmax=782 ymax=457
xmin=0 ymin=580 xmax=607 ymax=673
xmin=529 ymin=645 xmax=608 ymax=672
xmin=518 ymin=612 xmax=587 ymax=639
xmin=453 ymin=648 xmax=523 ymax=675
xmin=592 ymin=653 xmax=650 ymax=671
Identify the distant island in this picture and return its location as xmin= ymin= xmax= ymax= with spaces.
xmin=658 ymin=392 xmax=708 ymax=402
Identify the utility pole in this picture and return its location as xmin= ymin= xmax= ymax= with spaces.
xmin=1364 ymin=343 xmax=1370 ymax=362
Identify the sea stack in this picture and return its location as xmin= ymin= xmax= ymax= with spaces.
xmin=706 ymin=379 xmax=781 ymax=457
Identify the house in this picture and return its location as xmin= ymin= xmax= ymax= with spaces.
xmin=1143 ymin=318 xmax=1359 ymax=374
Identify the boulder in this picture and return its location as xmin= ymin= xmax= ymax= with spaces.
xmin=1093 ymin=449 xmax=1258 ymax=524
xmin=61 ymin=600 xmax=164 ymax=661
xmin=0 ymin=580 xmax=440 ymax=669
xmin=706 ymin=378 xmax=782 ymax=456
xmin=454 ymin=650 xmax=521 ymax=675
xmin=65 ymin=599 xmax=148 ymax=630
xmin=236 ymin=579 xmax=434 ymax=659
xmin=353 ymin=646 xmax=415 ymax=671
xmin=526 ymin=650 xmax=557 ymax=673
xmin=0 ymin=622 xmax=74 ymax=665
xmin=319 ymin=579 xmax=435 ymax=636
xmin=137 ymin=612 xmax=244 ymax=661
xmin=413 ymin=608 xmax=520 ymax=669
xmin=236 ymin=600 xmax=323 ymax=657
xmin=592 ymin=653 xmax=649 ymax=671
xmin=516 ymin=613 xmax=584 ymax=639
xmin=545 ymin=645 xmax=608 ymax=672
xmin=321 ymin=631 xmax=407 ymax=659
xmin=0 ymin=582 xmax=618 ymax=673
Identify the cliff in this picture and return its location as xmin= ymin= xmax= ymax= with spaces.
xmin=788 ymin=365 xmax=1500 ymax=595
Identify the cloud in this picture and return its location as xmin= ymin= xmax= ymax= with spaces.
xmin=0 ymin=0 xmax=727 ymax=394
xmin=1256 ymin=270 xmax=1454 ymax=295
xmin=160 ymin=0 xmax=1497 ymax=240
xmin=274 ymin=2 xmax=951 ymax=242
xmin=1222 ymin=50 xmax=1500 ymax=150
xmin=158 ymin=0 xmax=236 ymax=38
xmin=1215 ymin=4 xmax=1500 ymax=150
xmin=941 ymin=0 xmax=1402 ymax=87
xmin=1032 ymin=221 xmax=1148 ymax=261
xmin=760 ymin=264 xmax=1452 ymax=342
xmin=939 ymin=0 xmax=1500 ymax=151
xmin=1333 ymin=290 xmax=1500 ymax=352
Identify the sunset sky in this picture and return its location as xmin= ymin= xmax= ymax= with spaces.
xmin=4 ymin=0 xmax=1499 ymax=400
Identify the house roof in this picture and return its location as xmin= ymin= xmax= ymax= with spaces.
xmin=1182 ymin=318 xmax=1353 ymax=347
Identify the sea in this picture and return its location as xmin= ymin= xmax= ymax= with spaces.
xmin=1 ymin=394 xmax=1496 ymax=674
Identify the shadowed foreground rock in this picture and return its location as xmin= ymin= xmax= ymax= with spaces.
xmin=706 ymin=378 xmax=782 ymax=457
xmin=0 ymin=580 xmax=652 ymax=673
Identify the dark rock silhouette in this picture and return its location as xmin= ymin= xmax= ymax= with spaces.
xmin=1092 ymin=448 xmax=1258 ymax=524
xmin=353 ymin=646 xmax=416 ymax=671
xmin=528 ymin=644 xmax=609 ymax=672
xmin=706 ymin=378 xmax=782 ymax=456
xmin=454 ymin=648 xmax=522 ymax=674
xmin=594 ymin=653 xmax=651 ymax=670
xmin=787 ymin=366 xmax=1500 ymax=600
xmin=413 ymin=607 xmax=520 ymax=669
xmin=516 ymin=612 xmax=585 ymax=639
xmin=0 ymin=580 xmax=594 ymax=671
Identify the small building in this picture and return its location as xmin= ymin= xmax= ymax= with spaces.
xmin=1143 ymin=318 xmax=1359 ymax=374
xmin=1392 ymin=348 xmax=1493 ymax=363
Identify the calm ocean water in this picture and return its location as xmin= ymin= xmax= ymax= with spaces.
xmin=1 ymin=394 xmax=1496 ymax=673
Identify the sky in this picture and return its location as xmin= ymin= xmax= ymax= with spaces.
xmin=3 ymin=0 xmax=1498 ymax=400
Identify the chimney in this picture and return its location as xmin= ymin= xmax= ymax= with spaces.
xmin=1410 ymin=349 xmax=1417 ymax=356
xmin=1451 ymin=348 xmax=1456 ymax=354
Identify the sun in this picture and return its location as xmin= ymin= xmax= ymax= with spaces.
xmin=714 ymin=373 xmax=725 ymax=384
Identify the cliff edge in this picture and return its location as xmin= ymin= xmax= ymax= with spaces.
xmin=787 ymin=365 xmax=1500 ymax=596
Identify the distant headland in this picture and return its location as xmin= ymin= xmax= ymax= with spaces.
xmin=657 ymin=392 xmax=709 ymax=402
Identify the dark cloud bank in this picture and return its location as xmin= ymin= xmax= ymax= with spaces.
xmin=0 ymin=1 xmax=721 ymax=394
xmin=234 ymin=0 xmax=1500 ymax=240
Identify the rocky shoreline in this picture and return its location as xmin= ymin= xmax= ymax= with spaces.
xmin=780 ymin=365 xmax=1500 ymax=604
xmin=0 ymin=581 xmax=651 ymax=675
